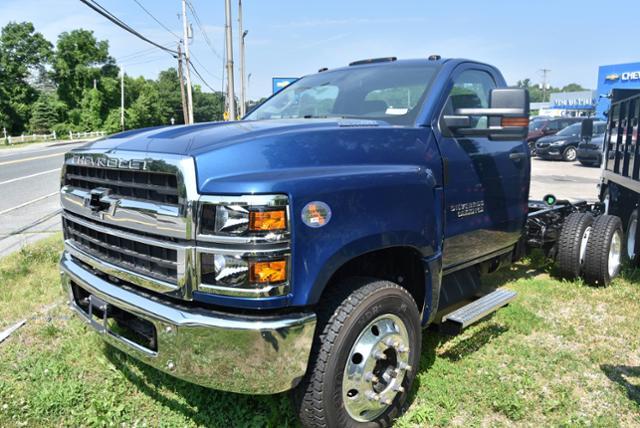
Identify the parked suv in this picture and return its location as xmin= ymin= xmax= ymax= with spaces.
xmin=536 ymin=121 xmax=605 ymax=162
xmin=527 ymin=117 xmax=583 ymax=154
xmin=577 ymin=122 xmax=607 ymax=166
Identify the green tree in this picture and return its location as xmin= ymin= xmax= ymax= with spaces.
xmin=193 ymin=86 xmax=224 ymax=122
xmin=560 ymin=83 xmax=587 ymax=92
xmin=127 ymin=80 xmax=163 ymax=129
xmin=52 ymin=29 xmax=115 ymax=111
xmin=79 ymin=88 xmax=103 ymax=130
xmin=0 ymin=22 xmax=53 ymax=133
xmin=157 ymin=68 xmax=185 ymax=124
xmin=28 ymin=92 xmax=62 ymax=133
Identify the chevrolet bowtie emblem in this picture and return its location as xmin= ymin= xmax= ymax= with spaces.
xmin=605 ymin=73 xmax=620 ymax=81
xmin=84 ymin=187 xmax=117 ymax=216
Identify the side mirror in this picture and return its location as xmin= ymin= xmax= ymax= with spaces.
xmin=443 ymin=88 xmax=530 ymax=141
xmin=581 ymin=118 xmax=594 ymax=141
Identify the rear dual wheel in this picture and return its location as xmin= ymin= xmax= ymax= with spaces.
xmin=557 ymin=213 xmax=625 ymax=286
xmin=626 ymin=209 xmax=639 ymax=266
xmin=557 ymin=213 xmax=593 ymax=280
xmin=583 ymin=215 xmax=624 ymax=286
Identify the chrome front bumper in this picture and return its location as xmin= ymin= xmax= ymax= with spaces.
xmin=60 ymin=252 xmax=317 ymax=394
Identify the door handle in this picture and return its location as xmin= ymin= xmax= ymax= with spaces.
xmin=509 ymin=152 xmax=526 ymax=161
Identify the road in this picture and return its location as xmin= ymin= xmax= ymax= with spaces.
xmin=0 ymin=142 xmax=87 ymax=257
xmin=0 ymin=144 xmax=602 ymax=258
xmin=529 ymin=157 xmax=601 ymax=202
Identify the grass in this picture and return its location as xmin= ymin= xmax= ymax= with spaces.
xmin=1 ymin=238 xmax=639 ymax=427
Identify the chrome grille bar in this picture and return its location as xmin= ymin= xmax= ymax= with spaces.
xmin=64 ymin=216 xmax=178 ymax=283
xmin=64 ymin=165 xmax=179 ymax=204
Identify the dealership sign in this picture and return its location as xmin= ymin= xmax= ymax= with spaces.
xmin=550 ymin=90 xmax=596 ymax=110
xmin=605 ymin=71 xmax=640 ymax=82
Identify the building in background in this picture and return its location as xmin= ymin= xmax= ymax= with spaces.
xmin=595 ymin=62 xmax=640 ymax=117
xmin=538 ymin=90 xmax=597 ymax=117
xmin=272 ymin=77 xmax=298 ymax=94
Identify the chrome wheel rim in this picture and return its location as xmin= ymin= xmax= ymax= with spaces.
xmin=580 ymin=226 xmax=592 ymax=266
xmin=566 ymin=147 xmax=577 ymax=161
xmin=342 ymin=314 xmax=411 ymax=422
xmin=627 ymin=218 xmax=637 ymax=260
xmin=609 ymin=230 xmax=622 ymax=278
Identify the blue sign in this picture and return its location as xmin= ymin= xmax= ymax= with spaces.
xmin=272 ymin=77 xmax=297 ymax=94
xmin=596 ymin=62 xmax=640 ymax=117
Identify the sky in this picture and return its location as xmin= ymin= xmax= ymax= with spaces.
xmin=1 ymin=0 xmax=638 ymax=100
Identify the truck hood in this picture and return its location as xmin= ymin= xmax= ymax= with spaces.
xmin=79 ymin=119 xmax=438 ymax=195
xmin=82 ymin=119 xmax=383 ymax=155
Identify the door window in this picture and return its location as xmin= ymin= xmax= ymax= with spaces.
xmin=444 ymin=69 xmax=496 ymax=129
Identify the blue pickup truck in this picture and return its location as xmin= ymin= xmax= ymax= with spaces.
xmin=58 ymin=57 xmax=624 ymax=427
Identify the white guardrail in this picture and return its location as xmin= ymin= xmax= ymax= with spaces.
xmin=2 ymin=129 xmax=106 ymax=145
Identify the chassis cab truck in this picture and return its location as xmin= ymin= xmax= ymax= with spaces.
xmin=60 ymin=57 xmax=535 ymax=427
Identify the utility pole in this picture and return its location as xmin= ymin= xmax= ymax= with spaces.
xmin=177 ymin=43 xmax=189 ymax=124
xmin=182 ymin=0 xmax=194 ymax=124
xmin=238 ymin=0 xmax=247 ymax=117
xmin=225 ymin=0 xmax=236 ymax=120
xmin=120 ymin=67 xmax=125 ymax=131
xmin=540 ymin=68 xmax=551 ymax=103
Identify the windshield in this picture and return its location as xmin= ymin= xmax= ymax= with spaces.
xmin=556 ymin=123 xmax=582 ymax=137
xmin=245 ymin=63 xmax=440 ymax=125
xmin=529 ymin=120 xmax=546 ymax=131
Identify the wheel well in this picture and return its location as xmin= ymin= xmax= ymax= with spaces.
xmin=325 ymin=247 xmax=426 ymax=312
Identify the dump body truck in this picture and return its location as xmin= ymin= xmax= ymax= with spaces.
xmin=597 ymin=89 xmax=640 ymax=267
xmin=59 ymin=57 xmax=624 ymax=427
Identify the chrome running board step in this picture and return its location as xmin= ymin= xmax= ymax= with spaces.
xmin=440 ymin=289 xmax=517 ymax=335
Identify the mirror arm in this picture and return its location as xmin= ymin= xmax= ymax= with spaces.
xmin=454 ymin=107 xmax=527 ymax=116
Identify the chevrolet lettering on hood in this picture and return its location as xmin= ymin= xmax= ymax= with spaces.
xmin=69 ymin=155 xmax=148 ymax=170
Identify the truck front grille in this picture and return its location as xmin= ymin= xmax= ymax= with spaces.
xmin=64 ymin=165 xmax=179 ymax=205
xmin=63 ymin=217 xmax=178 ymax=283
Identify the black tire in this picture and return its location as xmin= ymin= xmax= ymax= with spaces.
xmin=579 ymin=160 xmax=598 ymax=167
xmin=562 ymin=146 xmax=577 ymax=162
xmin=583 ymin=215 xmax=624 ymax=286
xmin=294 ymin=277 xmax=421 ymax=428
xmin=626 ymin=209 xmax=639 ymax=266
xmin=557 ymin=213 xmax=594 ymax=279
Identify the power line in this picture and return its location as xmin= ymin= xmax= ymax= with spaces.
xmin=190 ymin=53 xmax=222 ymax=81
xmin=118 ymin=47 xmax=173 ymax=64
xmin=120 ymin=55 xmax=168 ymax=67
xmin=79 ymin=0 xmax=178 ymax=56
xmin=186 ymin=0 xmax=224 ymax=61
xmin=188 ymin=59 xmax=218 ymax=92
xmin=118 ymin=46 xmax=158 ymax=60
xmin=131 ymin=0 xmax=181 ymax=40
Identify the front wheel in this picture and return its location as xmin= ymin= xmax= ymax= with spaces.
xmin=563 ymin=146 xmax=577 ymax=162
xmin=294 ymin=278 xmax=421 ymax=428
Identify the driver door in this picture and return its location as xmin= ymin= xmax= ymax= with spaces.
xmin=435 ymin=66 xmax=530 ymax=270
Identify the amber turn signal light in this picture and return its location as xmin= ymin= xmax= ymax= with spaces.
xmin=249 ymin=209 xmax=287 ymax=231
xmin=249 ymin=260 xmax=287 ymax=284
xmin=501 ymin=117 xmax=529 ymax=127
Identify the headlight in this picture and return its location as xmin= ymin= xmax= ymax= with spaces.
xmin=199 ymin=253 xmax=289 ymax=296
xmin=199 ymin=195 xmax=289 ymax=239
xmin=197 ymin=194 xmax=290 ymax=298
xmin=550 ymin=140 xmax=566 ymax=146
